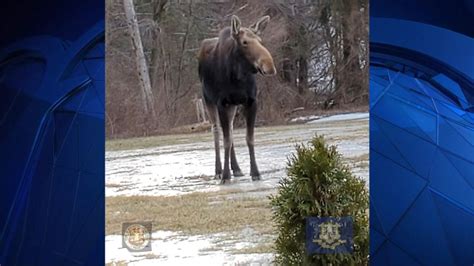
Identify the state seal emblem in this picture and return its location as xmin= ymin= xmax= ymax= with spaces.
xmin=313 ymin=221 xmax=347 ymax=249
xmin=122 ymin=222 xmax=152 ymax=252
xmin=306 ymin=216 xmax=353 ymax=254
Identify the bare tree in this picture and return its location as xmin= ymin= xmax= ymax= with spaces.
xmin=123 ymin=0 xmax=156 ymax=117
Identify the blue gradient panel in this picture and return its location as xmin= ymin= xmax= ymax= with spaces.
xmin=371 ymin=0 xmax=474 ymax=265
xmin=0 ymin=1 xmax=104 ymax=265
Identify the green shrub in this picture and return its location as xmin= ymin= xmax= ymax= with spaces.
xmin=270 ymin=135 xmax=369 ymax=265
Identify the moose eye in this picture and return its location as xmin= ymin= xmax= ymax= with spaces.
xmin=242 ymin=40 xmax=248 ymax=46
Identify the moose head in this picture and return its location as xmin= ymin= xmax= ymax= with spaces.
xmin=230 ymin=15 xmax=277 ymax=76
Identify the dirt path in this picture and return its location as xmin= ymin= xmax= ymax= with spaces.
xmin=106 ymin=112 xmax=369 ymax=265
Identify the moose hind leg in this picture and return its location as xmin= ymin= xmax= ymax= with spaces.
xmin=212 ymin=124 xmax=222 ymax=179
xmin=217 ymin=105 xmax=235 ymax=184
xmin=244 ymin=101 xmax=260 ymax=180
xmin=231 ymin=144 xmax=243 ymax=177
xmin=205 ymin=103 xmax=222 ymax=179
xmin=228 ymin=107 xmax=243 ymax=177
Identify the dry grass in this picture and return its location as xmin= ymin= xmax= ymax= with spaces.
xmin=106 ymin=191 xmax=274 ymax=236
xmin=106 ymin=131 xmax=212 ymax=151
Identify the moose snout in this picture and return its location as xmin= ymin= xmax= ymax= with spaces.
xmin=264 ymin=65 xmax=277 ymax=76
xmin=258 ymin=59 xmax=277 ymax=76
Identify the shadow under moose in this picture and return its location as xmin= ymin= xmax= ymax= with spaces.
xmin=198 ymin=15 xmax=277 ymax=184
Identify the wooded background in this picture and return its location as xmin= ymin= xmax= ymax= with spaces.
xmin=106 ymin=0 xmax=369 ymax=139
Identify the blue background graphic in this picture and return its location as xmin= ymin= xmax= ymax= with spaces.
xmin=2 ymin=0 xmax=473 ymax=265
xmin=0 ymin=0 xmax=105 ymax=265
xmin=370 ymin=0 xmax=474 ymax=265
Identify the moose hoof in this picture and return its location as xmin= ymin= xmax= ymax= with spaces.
xmin=251 ymin=175 xmax=261 ymax=181
xmin=233 ymin=170 xmax=244 ymax=177
xmin=220 ymin=178 xmax=231 ymax=185
xmin=214 ymin=173 xmax=222 ymax=180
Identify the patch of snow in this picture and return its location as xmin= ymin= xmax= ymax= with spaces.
xmin=106 ymin=230 xmax=274 ymax=266
xmin=290 ymin=115 xmax=321 ymax=123
xmin=307 ymin=112 xmax=368 ymax=124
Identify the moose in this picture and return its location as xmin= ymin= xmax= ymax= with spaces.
xmin=198 ymin=15 xmax=276 ymax=184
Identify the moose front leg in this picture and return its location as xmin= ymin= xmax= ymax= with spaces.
xmin=244 ymin=101 xmax=260 ymax=180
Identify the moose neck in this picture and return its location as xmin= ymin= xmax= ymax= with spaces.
xmin=232 ymin=47 xmax=258 ymax=81
xmin=217 ymin=34 xmax=256 ymax=82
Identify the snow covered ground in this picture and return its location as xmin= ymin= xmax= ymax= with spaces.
xmin=289 ymin=112 xmax=368 ymax=124
xmin=106 ymin=229 xmax=274 ymax=266
xmin=105 ymin=112 xmax=369 ymax=265
xmin=106 ymin=112 xmax=369 ymax=197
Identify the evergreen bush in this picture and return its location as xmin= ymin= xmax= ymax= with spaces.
xmin=270 ymin=135 xmax=369 ymax=265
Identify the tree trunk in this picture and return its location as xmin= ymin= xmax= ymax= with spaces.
xmin=123 ymin=0 xmax=156 ymax=118
xmin=150 ymin=0 xmax=167 ymax=89
xmin=296 ymin=56 xmax=308 ymax=94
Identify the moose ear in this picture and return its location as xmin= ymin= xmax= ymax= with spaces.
xmin=250 ymin=15 xmax=270 ymax=35
xmin=231 ymin=15 xmax=241 ymax=37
